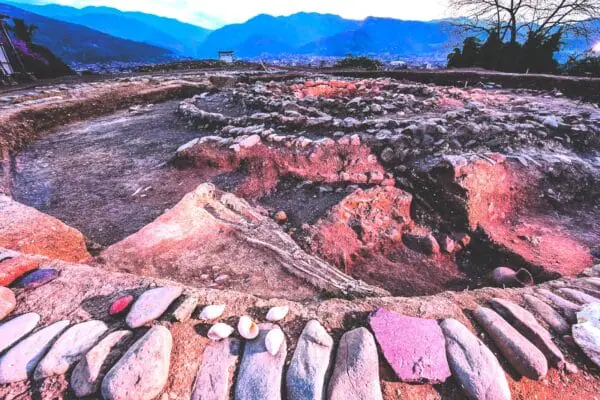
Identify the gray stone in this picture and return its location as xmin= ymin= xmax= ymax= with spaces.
xmin=172 ymin=295 xmax=198 ymax=322
xmin=286 ymin=320 xmax=334 ymax=400
xmin=235 ymin=323 xmax=287 ymax=400
xmin=0 ymin=320 xmax=70 ymax=384
xmin=327 ymin=327 xmax=383 ymax=400
xmin=524 ymin=294 xmax=570 ymax=335
xmin=537 ymin=289 xmax=581 ymax=323
xmin=490 ymin=298 xmax=564 ymax=368
xmin=474 ymin=306 xmax=548 ymax=380
xmin=35 ymin=320 xmax=108 ymax=379
xmin=440 ymin=318 xmax=510 ymax=400
xmin=192 ymin=338 xmax=241 ymax=400
xmin=71 ymin=330 xmax=133 ymax=397
xmin=573 ymin=303 xmax=600 ymax=368
xmin=0 ymin=313 xmax=40 ymax=353
xmin=556 ymin=288 xmax=600 ymax=305
xmin=126 ymin=286 xmax=183 ymax=328
xmin=101 ymin=325 xmax=172 ymax=400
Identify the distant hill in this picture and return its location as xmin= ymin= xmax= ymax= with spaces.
xmin=3 ymin=2 xmax=212 ymax=57
xmin=299 ymin=17 xmax=453 ymax=58
xmin=199 ymin=12 xmax=362 ymax=58
xmin=0 ymin=3 xmax=173 ymax=64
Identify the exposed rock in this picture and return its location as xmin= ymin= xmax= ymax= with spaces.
xmin=71 ymin=330 xmax=133 ymax=398
xmin=14 ymin=269 xmax=59 ymax=289
xmin=556 ymin=288 xmax=600 ymax=305
xmin=490 ymin=298 xmax=564 ymax=368
xmin=191 ymin=338 xmax=241 ymax=400
xmin=286 ymin=320 xmax=334 ymax=400
xmin=0 ymin=195 xmax=90 ymax=262
xmin=0 ymin=312 xmax=40 ymax=353
xmin=537 ymin=289 xmax=581 ymax=323
xmin=172 ymin=295 xmax=198 ymax=322
xmin=523 ymin=294 xmax=570 ymax=335
xmin=0 ymin=287 xmax=16 ymax=321
xmin=34 ymin=320 xmax=108 ymax=379
xmin=440 ymin=318 xmax=511 ymax=400
xmin=101 ymin=325 xmax=172 ymax=400
xmin=0 ymin=320 xmax=70 ymax=384
xmin=0 ymin=255 xmax=41 ymax=286
xmin=368 ymin=309 xmax=450 ymax=383
xmin=412 ymin=156 xmax=593 ymax=278
xmin=402 ymin=233 xmax=441 ymax=256
xmin=573 ymin=303 xmax=600 ymax=368
xmin=327 ymin=327 xmax=383 ymax=400
xmin=126 ymin=286 xmax=182 ymax=328
xmin=235 ymin=323 xmax=287 ymax=400
xmin=474 ymin=306 xmax=548 ymax=379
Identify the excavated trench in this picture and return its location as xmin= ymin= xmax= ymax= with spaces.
xmin=7 ymin=74 xmax=600 ymax=298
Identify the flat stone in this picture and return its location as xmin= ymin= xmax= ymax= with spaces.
xmin=172 ymin=295 xmax=198 ymax=322
xmin=286 ymin=320 xmax=334 ymax=400
xmin=0 ymin=287 xmax=16 ymax=321
xmin=125 ymin=286 xmax=183 ymax=328
xmin=556 ymin=288 xmax=600 ymax=305
xmin=191 ymin=338 xmax=241 ymax=400
xmin=368 ymin=308 xmax=450 ymax=383
xmin=0 ymin=313 xmax=40 ymax=353
xmin=490 ymin=298 xmax=564 ymax=368
xmin=0 ymin=320 xmax=70 ymax=384
xmin=34 ymin=320 xmax=108 ymax=379
xmin=474 ymin=306 xmax=548 ymax=379
xmin=235 ymin=323 xmax=287 ymax=400
xmin=440 ymin=318 xmax=511 ymax=400
xmin=327 ymin=327 xmax=383 ymax=400
xmin=537 ymin=289 xmax=581 ymax=323
xmin=573 ymin=303 xmax=600 ymax=368
xmin=109 ymin=295 xmax=134 ymax=316
xmin=524 ymin=294 xmax=570 ymax=335
xmin=71 ymin=330 xmax=133 ymax=397
xmin=101 ymin=325 xmax=172 ymax=400
xmin=0 ymin=256 xmax=41 ymax=286
xmin=14 ymin=269 xmax=59 ymax=289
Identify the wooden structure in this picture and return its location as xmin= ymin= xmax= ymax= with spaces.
xmin=0 ymin=14 xmax=26 ymax=80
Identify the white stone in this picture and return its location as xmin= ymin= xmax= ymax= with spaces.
xmin=0 ymin=313 xmax=40 ymax=353
xmin=0 ymin=320 xmax=70 ymax=384
xmin=101 ymin=326 xmax=172 ymax=400
xmin=573 ymin=303 xmax=600 ymax=368
xmin=126 ymin=286 xmax=183 ymax=328
xmin=35 ymin=320 xmax=108 ymax=379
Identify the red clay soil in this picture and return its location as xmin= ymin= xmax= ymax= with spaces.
xmin=417 ymin=154 xmax=593 ymax=279
xmin=176 ymin=140 xmax=390 ymax=199
xmin=298 ymin=186 xmax=468 ymax=296
xmin=0 ymin=195 xmax=90 ymax=263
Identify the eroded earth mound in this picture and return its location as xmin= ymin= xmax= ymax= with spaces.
xmin=0 ymin=69 xmax=599 ymax=399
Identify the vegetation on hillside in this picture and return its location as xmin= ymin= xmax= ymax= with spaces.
xmin=334 ymin=55 xmax=383 ymax=71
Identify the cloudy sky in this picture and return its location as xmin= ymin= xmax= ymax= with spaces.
xmin=11 ymin=0 xmax=450 ymax=29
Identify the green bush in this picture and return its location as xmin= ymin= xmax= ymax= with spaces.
xmin=335 ymin=55 xmax=383 ymax=71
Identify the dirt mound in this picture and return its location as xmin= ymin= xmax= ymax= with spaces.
xmin=0 ymin=195 xmax=90 ymax=263
xmin=98 ymin=183 xmax=387 ymax=300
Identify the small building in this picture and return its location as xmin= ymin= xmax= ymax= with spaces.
xmin=218 ymin=50 xmax=234 ymax=64
xmin=0 ymin=15 xmax=26 ymax=79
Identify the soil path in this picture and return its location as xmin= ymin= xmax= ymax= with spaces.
xmin=11 ymin=100 xmax=210 ymax=248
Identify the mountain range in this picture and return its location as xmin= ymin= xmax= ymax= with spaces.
xmin=0 ymin=1 xmax=596 ymax=66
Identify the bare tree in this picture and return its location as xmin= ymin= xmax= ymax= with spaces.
xmin=449 ymin=0 xmax=600 ymax=44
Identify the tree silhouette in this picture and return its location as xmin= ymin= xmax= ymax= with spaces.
xmin=9 ymin=18 xmax=38 ymax=43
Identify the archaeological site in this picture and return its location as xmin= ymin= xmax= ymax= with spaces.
xmin=0 ymin=67 xmax=599 ymax=400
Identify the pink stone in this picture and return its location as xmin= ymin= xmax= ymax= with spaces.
xmin=368 ymin=308 xmax=451 ymax=383
xmin=109 ymin=295 xmax=134 ymax=316
xmin=0 ymin=287 xmax=16 ymax=321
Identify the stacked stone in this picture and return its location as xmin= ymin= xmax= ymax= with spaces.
xmin=1 ymin=262 xmax=599 ymax=399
